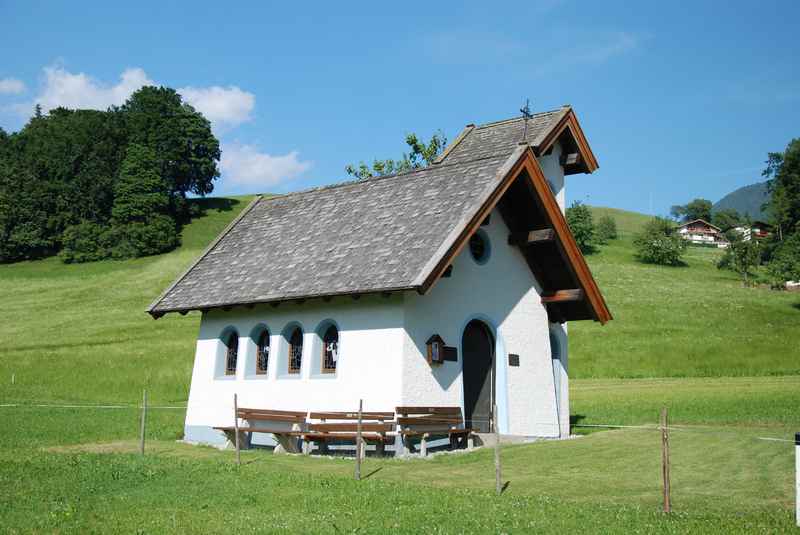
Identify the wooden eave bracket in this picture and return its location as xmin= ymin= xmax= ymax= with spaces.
xmin=541 ymin=289 xmax=583 ymax=304
xmin=508 ymin=229 xmax=555 ymax=246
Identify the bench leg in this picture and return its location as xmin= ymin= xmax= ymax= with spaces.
xmin=274 ymin=434 xmax=301 ymax=454
xmin=319 ymin=439 xmax=329 ymax=455
xmin=376 ymin=440 xmax=385 ymax=457
xmin=467 ymin=435 xmax=475 ymax=450
xmin=420 ymin=434 xmax=428 ymax=457
xmin=302 ymin=439 xmax=310 ymax=455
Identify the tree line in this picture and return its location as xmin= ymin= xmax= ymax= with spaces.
xmin=0 ymin=87 xmax=220 ymax=263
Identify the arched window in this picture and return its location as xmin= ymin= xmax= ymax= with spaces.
xmin=225 ymin=331 xmax=238 ymax=376
xmin=256 ymin=329 xmax=270 ymax=375
xmin=288 ymin=327 xmax=303 ymax=374
xmin=322 ymin=325 xmax=338 ymax=373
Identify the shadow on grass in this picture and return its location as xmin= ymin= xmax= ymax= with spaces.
xmin=792 ymin=302 xmax=800 ymax=312
xmin=501 ymin=481 xmax=510 ymax=494
xmin=362 ymin=467 xmax=383 ymax=480
xmin=570 ymin=414 xmax=587 ymax=426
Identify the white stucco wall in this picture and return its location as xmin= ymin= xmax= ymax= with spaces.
xmin=401 ymin=207 xmax=561 ymax=437
xmin=184 ymin=295 xmax=405 ymax=444
xmin=537 ymin=141 xmax=565 ymax=212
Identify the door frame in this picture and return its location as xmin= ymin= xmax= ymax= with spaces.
xmin=459 ymin=315 xmax=508 ymax=433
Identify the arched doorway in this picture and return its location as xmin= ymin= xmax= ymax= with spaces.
xmin=462 ymin=320 xmax=495 ymax=433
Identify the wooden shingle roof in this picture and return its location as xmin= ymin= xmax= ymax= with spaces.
xmin=149 ymin=107 xmax=610 ymax=323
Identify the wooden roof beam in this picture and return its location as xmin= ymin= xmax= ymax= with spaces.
xmin=541 ymin=289 xmax=583 ymax=303
xmin=508 ymin=229 xmax=555 ymax=246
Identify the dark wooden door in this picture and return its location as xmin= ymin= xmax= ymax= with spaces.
xmin=462 ymin=320 xmax=494 ymax=433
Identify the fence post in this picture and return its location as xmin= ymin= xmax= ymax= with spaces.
xmin=233 ymin=393 xmax=241 ymax=466
xmin=795 ymin=432 xmax=799 ymax=527
xmin=355 ymin=399 xmax=363 ymax=481
xmin=661 ymin=407 xmax=671 ymax=513
xmin=494 ymin=403 xmax=502 ymax=495
xmin=139 ymin=389 xmax=147 ymax=456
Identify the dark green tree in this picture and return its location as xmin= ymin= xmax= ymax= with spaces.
xmin=766 ymin=228 xmax=800 ymax=287
xmin=711 ymin=208 xmax=742 ymax=232
xmin=565 ymin=201 xmax=596 ymax=253
xmin=595 ymin=215 xmax=618 ymax=244
xmin=633 ymin=217 xmax=687 ymax=266
xmin=345 ymin=131 xmax=447 ymax=179
xmin=120 ymin=86 xmax=220 ymax=217
xmin=670 ymin=198 xmax=712 ymax=222
xmin=726 ymin=234 xmax=761 ymax=286
xmin=763 ymin=139 xmax=800 ymax=241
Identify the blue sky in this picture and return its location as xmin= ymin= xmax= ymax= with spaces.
xmin=1 ymin=1 xmax=798 ymax=215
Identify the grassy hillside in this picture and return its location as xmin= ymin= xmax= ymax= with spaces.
xmin=570 ymin=206 xmax=800 ymax=378
xmin=2 ymin=198 xmax=797 ymax=532
xmin=0 ymin=196 xmax=253 ymax=406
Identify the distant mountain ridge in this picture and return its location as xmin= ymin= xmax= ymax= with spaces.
xmin=713 ymin=181 xmax=770 ymax=221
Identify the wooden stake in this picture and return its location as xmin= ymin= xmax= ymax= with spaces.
xmin=139 ymin=389 xmax=147 ymax=456
xmin=233 ymin=393 xmax=241 ymax=466
xmin=661 ymin=407 xmax=671 ymax=513
xmin=355 ymin=399 xmax=363 ymax=481
xmin=494 ymin=403 xmax=502 ymax=495
xmin=795 ymin=432 xmax=799 ymax=527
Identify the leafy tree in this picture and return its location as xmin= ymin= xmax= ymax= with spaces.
xmin=565 ymin=201 xmax=596 ymax=253
xmin=724 ymin=234 xmax=761 ymax=286
xmin=633 ymin=217 xmax=686 ymax=266
xmin=61 ymin=144 xmax=178 ymax=262
xmin=345 ymin=131 xmax=446 ymax=179
xmin=670 ymin=198 xmax=712 ymax=222
xmin=595 ymin=215 xmax=618 ymax=244
xmin=0 ymin=159 xmax=61 ymax=261
xmin=763 ymin=139 xmax=800 ymax=241
xmin=120 ymin=86 xmax=220 ymax=217
xmin=766 ymin=228 xmax=800 ymax=287
xmin=711 ymin=208 xmax=742 ymax=232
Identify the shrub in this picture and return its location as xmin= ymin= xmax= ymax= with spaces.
xmin=566 ymin=201 xmax=596 ymax=253
xmin=727 ymin=235 xmax=761 ymax=286
xmin=766 ymin=231 xmax=800 ymax=288
xmin=108 ymin=216 xmax=179 ymax=259
xmin=60 ymin=221 xmax=113 ymax=263
xmin=595 ymin=215 xmax=618 ymax=244
xmin=633 ymin=217 xmax=686 ymax=266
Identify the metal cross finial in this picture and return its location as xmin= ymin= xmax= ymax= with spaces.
xmin=520 ymin=98 xmax=533 ymax=120
xmin=520 ymin=98 xmax=533 ymax=142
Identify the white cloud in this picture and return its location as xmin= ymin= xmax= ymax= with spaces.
xmin=221 ymin=143 xmax=312 ymax=188
xmin=178 ymin=85 xmax=254 ymax=129
xmin=33 ymin=66 xmax=153 ymax=112
xmin=0 ymin=78 xmax=26 ymax=95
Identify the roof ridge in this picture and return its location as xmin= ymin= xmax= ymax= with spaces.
xmin=257 ymin=154 xmax=509 ymax=202
xmin=473 ymin=107 xmax=566 ymax=130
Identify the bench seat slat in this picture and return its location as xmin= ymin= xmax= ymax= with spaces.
xmin=308 ymin=423 xmax=394 ymax=433
xmin=309 ymin=411 xmax=394 ymax=420
xmin=214 ymin=426 xmax=303 ymax=436
xmin=303 ymin=432 xmax=394 ymax=443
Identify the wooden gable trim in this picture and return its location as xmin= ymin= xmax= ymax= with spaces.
xmin=519 ymin=151 xmax=611 ymax=323
xmin=418 ymin=147 xmax=529 ymax=293
xmin=419 ymin=148 xmax=611 ymax=324
xmin=534 ymin=107 xmax=599 ymax=174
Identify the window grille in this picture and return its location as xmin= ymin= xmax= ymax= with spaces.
xmin=322 ymin=325 xmax=338 ymax=373
xmin=256 ymin=330 xmax=270 ymax=375
xmin=288 ymin=328 xmax=303 ymax=374
xmin=225 ymin=332 xmax=238 ymax=375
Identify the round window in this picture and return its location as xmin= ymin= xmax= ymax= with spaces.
xmin=469 ymin=230 xmax=490 ymax=264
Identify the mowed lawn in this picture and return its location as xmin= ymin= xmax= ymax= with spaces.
xmin=1 ymin=200 xmax=799 ymax=533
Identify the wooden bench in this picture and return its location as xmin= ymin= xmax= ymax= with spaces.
xmin=214 ymin=408 xmax=307 ymax=453
xmin=304 ymin=411 xmax=396 ymax=456
xmin=396 ymin=406 xmax=474 ymax=456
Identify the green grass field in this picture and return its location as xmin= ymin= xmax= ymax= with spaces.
xmin=1 ymin=199 xmax=798 ymax=533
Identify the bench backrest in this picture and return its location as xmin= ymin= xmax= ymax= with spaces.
xmin=307 ymin=411 xmax=396 ymax=435
xmin=237 ymin=408 xmax=307 ymax=423
xmin=395 ymin=406 xmax=464 ymax=428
